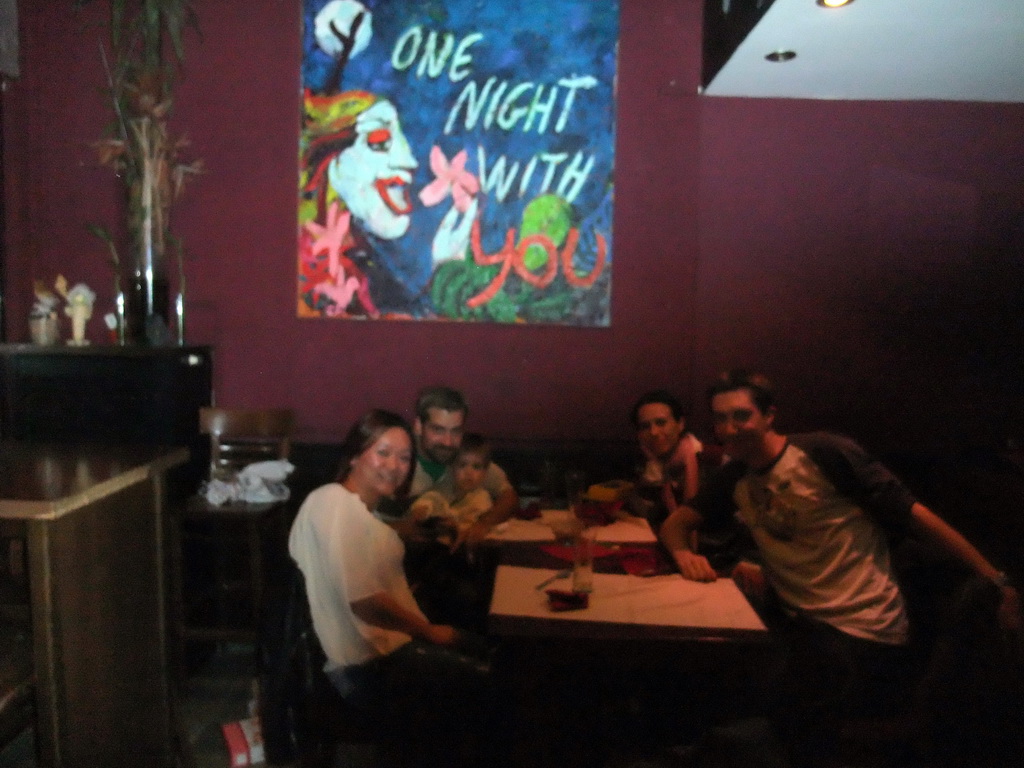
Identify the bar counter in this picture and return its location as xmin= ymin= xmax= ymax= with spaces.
xmin=0 ymin=442 xmax=187 ymax=767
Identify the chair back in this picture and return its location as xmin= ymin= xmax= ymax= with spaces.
xmin=258 ymin=563 xmax=317 ymax=765
xmin=199 ymin=407 xmax=295 ymax=481
xmin=259 ymin=562 xmax=377 ymax=766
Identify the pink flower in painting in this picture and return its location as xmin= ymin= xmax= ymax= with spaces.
xmin=315 ymin=280 xmax=360 ymax=316
xmin=304 ymin=201 xmax=350 ymax=279
xmin=299 ymin=229 xmax=329 ymax=278
xmin=314 ymin=264 xmax=361 ymax=316
xmin=419 ymin=146 xmax=479 ymax=213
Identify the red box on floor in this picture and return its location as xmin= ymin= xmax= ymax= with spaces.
xmin=222 ymin=716 xmax=264 ymax=767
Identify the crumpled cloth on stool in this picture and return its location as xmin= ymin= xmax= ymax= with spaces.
xmin=201 ymin=460 xmax=295 ymax=506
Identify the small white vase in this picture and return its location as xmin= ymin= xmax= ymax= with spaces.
xmin=28 ymin=314 xmax=59 ymax=345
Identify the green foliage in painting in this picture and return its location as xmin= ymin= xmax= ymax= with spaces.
xmin=519 ymin=194 xmax=574 ymax=271
xmin=430 ymin=192 xmax=599 ymax=324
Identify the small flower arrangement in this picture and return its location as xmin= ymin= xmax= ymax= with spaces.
xmin=52 ymin=275 xmax=97 ymax=346
xmin=77 ymin=0 xmax=202 ymax=343
xmin=64 ymin=283 xmax=98 ymax=313
xmin=30 ymin=280 xmax=60 ymax=319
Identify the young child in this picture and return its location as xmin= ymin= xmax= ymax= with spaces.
xmin=410 ymin=433 xmax=494 ymax=535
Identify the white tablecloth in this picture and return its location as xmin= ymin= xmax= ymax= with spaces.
xmin=489 ymin=565 xmax=767 ymax=635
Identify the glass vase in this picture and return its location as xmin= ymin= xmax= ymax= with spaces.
xmin=125 ymin=270 xmax=172 ymax=345
xmin=122 ymin=115 xmax=173 ymax=346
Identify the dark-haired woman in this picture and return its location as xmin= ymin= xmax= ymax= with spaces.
xmin=288 ymin=409 xmax=494 ymax=764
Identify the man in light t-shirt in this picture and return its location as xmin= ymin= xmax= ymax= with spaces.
xmin=409 ymin=385 xmax=519 ymax=547
xmin=660 ymin=369 xmax=1020 ymax=767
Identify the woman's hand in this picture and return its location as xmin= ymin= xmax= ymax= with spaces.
xmin=673 ymin=550 xmax=717 ymax=582
xmin=998 ymin=584 xmax=1021 ymax=633
xmin=422 ymin=623 xmax=461 ymax=646
xmin=353 ymin=592 xmax=459 ymax=645
xmin=431 ymin=196 xmax=479 ymax=266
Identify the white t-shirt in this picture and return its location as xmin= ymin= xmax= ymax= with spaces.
xmin=288 ymin=483 xmax=427 ymax=672
xmin=733 ymin=443 xmax=909 ymax=645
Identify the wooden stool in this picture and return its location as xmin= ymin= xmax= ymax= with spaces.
xmin=170 ymin=408 xmax=295 ymax=677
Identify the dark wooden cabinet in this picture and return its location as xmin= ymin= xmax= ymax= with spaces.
xmin=1 ymin=444 xmax=188 ymax=767
xmin=0 ymin=344 xmax=212 ymax=495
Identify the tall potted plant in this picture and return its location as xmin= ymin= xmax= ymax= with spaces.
xmin=80 ymin=0 xmax=201 ymax=344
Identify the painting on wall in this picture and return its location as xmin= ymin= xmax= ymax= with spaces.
xmin=298 ymin=0 xmax=618 ymax=325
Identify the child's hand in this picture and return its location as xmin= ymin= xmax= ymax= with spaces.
xmin=409 ymin=499 xmax=433 ymax=522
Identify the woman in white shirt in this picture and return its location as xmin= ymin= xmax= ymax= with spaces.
xmin=288 ymin=409 xmax=493 ymax=764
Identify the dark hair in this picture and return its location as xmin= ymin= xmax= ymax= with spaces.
xmin=335 ymin=409 xmax=414 ymax=484
xmin=705 ymin=369 xmax=775 ymax=414
xmin=457 ymin=432 xmax=492 ymax=465
xmin=415 ymin=385 xmax=468 ymax=422
xmin=630 ymin=389 xmax=685 ymax=428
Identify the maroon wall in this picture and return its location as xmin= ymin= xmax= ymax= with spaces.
xmin=4 ymin=1 xmax=1023 ymax=451
xmin=694 ymin=98 xmax=1024 ymax=450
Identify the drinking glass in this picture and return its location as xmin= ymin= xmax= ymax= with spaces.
xmin=564 ymin=470 xmax=588 ymax=514
xmin=572 ymin=526 xmax=596 ymax=593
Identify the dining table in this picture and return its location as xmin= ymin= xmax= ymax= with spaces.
xmin=487 ymin=513 xmax=767 ymax=641
xmin=482 ymin=510 xmax=774 ymax=768
xmin=489 ymin=564 xmax=767 ymax=641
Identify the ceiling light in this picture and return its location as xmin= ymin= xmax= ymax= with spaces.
xmin=817 ymin=0 xmax=855 ymax=7
xmin=765 ymin=50 xmax=796 ymax=63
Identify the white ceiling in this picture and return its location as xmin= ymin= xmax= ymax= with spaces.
xmin=701 ymin=0 xmax=1024 ymax=102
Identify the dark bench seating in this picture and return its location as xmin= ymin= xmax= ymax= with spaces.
xmin=287 ymin=437 xmax=641 ymax=507
xmin=288 ymin=438 xmax=1021 ymax=541
xmin=286 ymin=439 xmax=1023 ymax=582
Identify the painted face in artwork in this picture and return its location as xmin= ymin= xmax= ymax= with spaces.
xmin=328 ymin=99 xmax=418 ymax=240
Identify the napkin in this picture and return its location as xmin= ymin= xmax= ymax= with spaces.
xmin=202 ymin=460 xmax=295 ymax=505
xmin=576 ymin=499 xmax=623 ymax=526
xmin=239 ymin=460 xmax=295 ymax=483
xmin=545 ymin=589 xmax=589 ymax=611
xmin=617 ymin=547 xmax=659 ymax=576
xmin=540 ymin=543 xmax=617 ymax=562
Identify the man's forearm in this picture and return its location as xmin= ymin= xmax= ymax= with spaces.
xmin=911 ymin=502 xmax=1022 ymax=631
xmin=660 ymin=505 xmax=717 ymax=581
xmin=910 ymin=502 xmax=1002 ymax=581
xmin=660 ymin=506 xmax=699 ymax=553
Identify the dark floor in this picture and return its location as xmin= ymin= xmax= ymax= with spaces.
xmin=176 ymin=643 xmax=266 ymax=768
xmin=0 ymin=642 xmax=263 ymax=768
xmin=0 ymin=640 xmax=927 ymax=768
